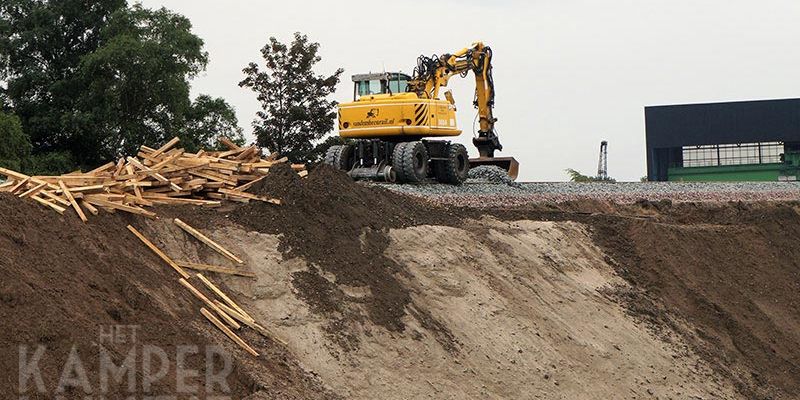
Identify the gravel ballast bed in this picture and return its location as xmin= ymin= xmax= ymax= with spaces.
xmin=372 ymin=181 xmax=800 ymax=207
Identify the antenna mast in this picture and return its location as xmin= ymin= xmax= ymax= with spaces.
xmin=597 ymin=140 xmax=608 ymax=180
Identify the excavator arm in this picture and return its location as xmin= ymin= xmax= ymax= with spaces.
xmin=408 ymin=42 xmax=518 ymax=177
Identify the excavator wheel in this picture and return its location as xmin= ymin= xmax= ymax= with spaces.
xmin=324 ymin=144 xmax=354 ymax=171
xmin=434 ymin=143 xmax=469 ymax=184
xmin=393 ymin=141 xmax=428 ymax=183
xmin=391 ymin=143 xmax=408 ymax=182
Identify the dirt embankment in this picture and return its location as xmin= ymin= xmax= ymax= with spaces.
xmin=169 ymin=168 xmax=797 ymax=398
xmin=585 ymin=202 xmax=800 ymax=400
xmin=183 ymin=208 xmax=736 ymax=399
xmin=227 ymin=165 xmax=463 ymax=349
xmin=2 ymin=163 xmax=799 ymax=399
xmin=0 ymin=193 xmax=334 ymax=399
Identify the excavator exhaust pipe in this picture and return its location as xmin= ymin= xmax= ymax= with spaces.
xmin=469 ymin=157 xmax=520 ymax=181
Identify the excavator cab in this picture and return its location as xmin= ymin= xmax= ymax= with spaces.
xmin=352 ymin=72 xmax=412 ymax=99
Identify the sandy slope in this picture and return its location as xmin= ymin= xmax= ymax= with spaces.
xmin=206 ymin=217 xmax=738 ymax=399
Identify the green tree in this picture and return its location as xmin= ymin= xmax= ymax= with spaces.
xmin=0 ymin=0 xmax=127 ymax=170
xmin=182 ymin=95 xmax=246 ymax=152
xmin=239 ymin=32 xmax=343 ymax=162
xmin=0 ymin=90 xmax=10 ymax=112
xmin=75 ymin=4 xmax=209 ymax=163
xmin=25 ymin=151 xmax=76 ymax=176
xmin=1 ymin=1 xmax=242 ymax=173
xmin=0 ymin=111 xmax=30 ymax=171
xmin=565 ymin=168 xmax=616 ymax=183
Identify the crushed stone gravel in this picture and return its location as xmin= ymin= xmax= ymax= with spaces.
xmin=370 ymin=180 xmax=800 ymax=207
xmin=467 ymin=165 xmax=520 ymax=186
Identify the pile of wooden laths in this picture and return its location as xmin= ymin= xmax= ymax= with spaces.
xmin=128 ymin=220 xmax=285 ymax=358
xmin=0 ymin=137 xmax=306 ymax=221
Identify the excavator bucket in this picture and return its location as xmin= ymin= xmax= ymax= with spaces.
xmin=469 ymin=157 xmax=520 ymax=181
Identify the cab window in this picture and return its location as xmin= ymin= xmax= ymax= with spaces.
xmin=388 ymin=77 xmax=408 ymax=94
xmin=356 ymin=80 xmax=383 ymax=96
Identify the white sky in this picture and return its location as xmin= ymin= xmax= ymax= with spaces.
xmin=140 ymin=0 xmax=800 ymax=181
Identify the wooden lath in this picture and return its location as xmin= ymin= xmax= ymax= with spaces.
xmin=0 ymin=137 xmax=306 ymax=221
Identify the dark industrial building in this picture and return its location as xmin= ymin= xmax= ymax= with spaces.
xmin=645 ymin=98 xmax=800 ymax=181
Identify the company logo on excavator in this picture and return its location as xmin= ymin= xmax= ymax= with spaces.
xmin=353 ymin=118 xmax=395 ymax=127
xmin=348 ymin=107 xmax=399 ymax=127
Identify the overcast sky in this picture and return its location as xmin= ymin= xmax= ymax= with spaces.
xmin=140 ymin=0 xmax=800 ymax=181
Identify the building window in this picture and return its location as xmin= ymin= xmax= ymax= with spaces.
xmin=681 ymin=142 xmax=783 ymax=167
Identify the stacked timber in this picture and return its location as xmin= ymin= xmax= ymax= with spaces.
xmin=0 ymin=137 xmax=307 ymax=221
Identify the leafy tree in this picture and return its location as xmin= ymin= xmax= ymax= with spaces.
xmin=565 ymin=168 xmax=616 ymax=183
xmin=0 ymin=91 xmax=10 ymax=112
xmin=240 ymin=32 xmax=343 ymax=162
xmin=75 ymin=4 xmax=209 ymax=163
xmin=0 ymin=111 xmax=30 ymax=171
xmin=1 ymin=0 xmax=242 ymax=173
xmin=25 ymin=151 xmax=75 ymax=176
xmin=0 ymin=0 xmax=127 ymax=170
xmin=565 ymin=168 xmax=592 ymax=182
xmin=182 ymin=95 xmax=246 ymax=152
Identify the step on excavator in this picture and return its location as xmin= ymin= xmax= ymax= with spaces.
xmin=324 ymin=42 xmax=519 ymax=184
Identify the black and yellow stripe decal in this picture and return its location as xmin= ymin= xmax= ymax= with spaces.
xmin=414 ymin=104 xmax=429 ymax=126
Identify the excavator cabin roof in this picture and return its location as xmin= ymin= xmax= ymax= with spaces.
xmin=351 ymin=72 xmax=411 ymax=82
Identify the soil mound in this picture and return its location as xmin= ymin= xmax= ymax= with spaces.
xmin=588 ymin=202 xmax=800 ymax=400
xmin=0 ymin=193 xmax=332 ymax=399
xmin=229 ymin=164 xmax=462 ymax=348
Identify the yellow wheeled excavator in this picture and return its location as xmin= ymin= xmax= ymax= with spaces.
xmin=324 ymin=42 xmax=519 ymax=184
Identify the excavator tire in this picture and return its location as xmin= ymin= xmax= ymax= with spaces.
xmin=433 ymin=143 xmax=469 ymax=184
xmin=393 ymin=141 xmax=428 ymax=183
xmin=391 ymin=143 xmax=409 ymax=182
xmin=324 ymin=144 xmax=354 ymax=171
